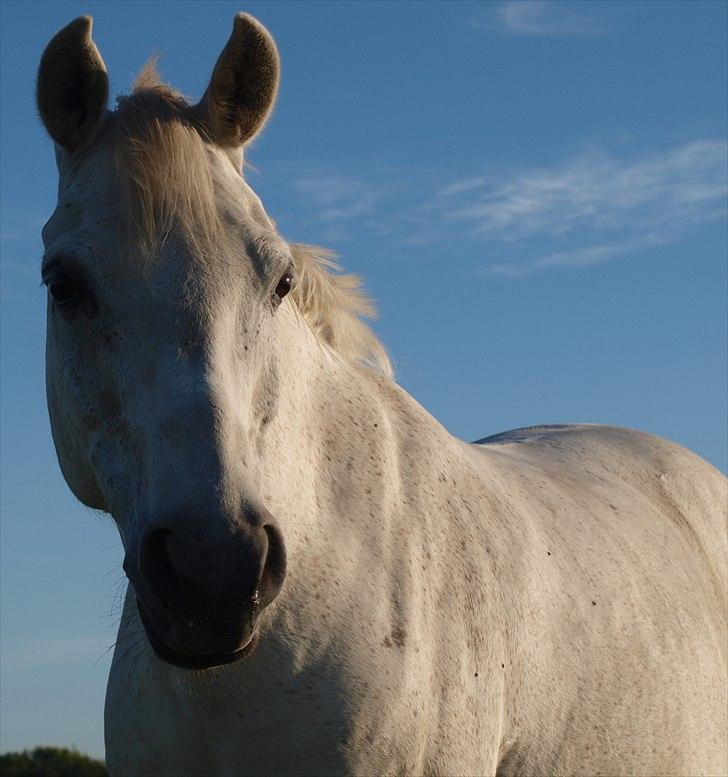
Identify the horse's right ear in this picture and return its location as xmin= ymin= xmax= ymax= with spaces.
xmin=196 ymin=14 xmax=280 ymax=148
xmin=37 ymin=16 xmax=109 ymax=151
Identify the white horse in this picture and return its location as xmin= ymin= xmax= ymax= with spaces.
xmin=37 ymin=14 xmax=726 ymax=777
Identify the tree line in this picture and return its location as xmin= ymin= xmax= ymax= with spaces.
xmin=0 ymin=747 xmax=107 ymax=777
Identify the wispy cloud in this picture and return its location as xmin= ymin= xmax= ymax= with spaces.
xmin=280 ymin=172 xmax=387 ymax=244
xmin=488 ymin=233 xmax=669 ymax=276
xmin=291 ymin=174 xmax=378 ymax=222
xmin=437 ymin=177 xmax=488 ymax=197
xmin=443 ymin=140 xmax=727 ymax=274
xmin=473 ymin=1 xmax=613 ymax=36
xmin=273 ymin=138 xmax=726 ymax=276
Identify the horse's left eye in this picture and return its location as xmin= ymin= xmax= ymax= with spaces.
xmin=273 ymin=272 xmax=293 ymax=303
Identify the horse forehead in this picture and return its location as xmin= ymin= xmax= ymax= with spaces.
xmin=64 ymin=136 xmax=116 ymax=200
xmin=44 ymin=144 xmax=116 ymax=242
xmin=43 ymin=129 xmax=279 ymax=295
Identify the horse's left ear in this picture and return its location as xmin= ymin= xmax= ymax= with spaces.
xmin=197 ymin=13 xmax=280 ymax=148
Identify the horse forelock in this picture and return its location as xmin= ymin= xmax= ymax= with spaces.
xmin=111 ymin=63 xmax=221 ymax=261
xmin=108 ymin=61 xmax=392 ymax=378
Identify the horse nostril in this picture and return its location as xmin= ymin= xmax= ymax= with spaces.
xmin=258 ymin=523 xmax=287 ymax=609
xmin=139 ymin=528 xmax=179 ymax=609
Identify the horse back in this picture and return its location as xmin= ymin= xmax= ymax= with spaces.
xmin=475 ymin=423 xmax=726 ymax=609
xmin=471 ymin=424 xmax=727 ymax=776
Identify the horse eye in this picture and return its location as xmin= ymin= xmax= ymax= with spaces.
xmin=48 ymin=275 xmax=81 ymax=305
xmin=273 ymin=272 xmax=293 ymax=302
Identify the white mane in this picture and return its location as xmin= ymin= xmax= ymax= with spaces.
xmin=112 ymin=64 xmax=392 ymax=378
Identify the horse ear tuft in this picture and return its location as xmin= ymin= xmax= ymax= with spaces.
xmin=37 ymin=16 xmax=109 ymax=151
xmin=197 ymin=14 xmax=280 ymax=147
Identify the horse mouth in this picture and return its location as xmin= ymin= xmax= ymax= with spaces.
xmin=137 ymin=599 xmax=259 ymax=670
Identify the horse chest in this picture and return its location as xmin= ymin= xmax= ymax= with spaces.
xmin=106 ymin=648 xmax=431 ymax=776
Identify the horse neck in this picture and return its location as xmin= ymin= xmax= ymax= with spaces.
xmin=251 ymin=323 xmax=518 ymax=671
xmin=260 ymin=320 xmax=463 ymax=555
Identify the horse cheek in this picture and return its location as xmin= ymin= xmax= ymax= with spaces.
xmin=46 ymin=336 xmax=107 ymax=510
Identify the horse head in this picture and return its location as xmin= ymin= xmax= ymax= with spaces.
xmin=37 ymin=14 xmax=293 ymax=670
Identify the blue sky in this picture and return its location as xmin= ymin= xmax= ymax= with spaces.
xmin=1 ymin=0 xmax=726 ymax=758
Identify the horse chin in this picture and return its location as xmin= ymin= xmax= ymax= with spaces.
xmin=137 ymin=599 xmax=259 ymax=671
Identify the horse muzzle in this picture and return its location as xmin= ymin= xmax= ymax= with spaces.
xmin=126 ymin=512 xmax=286 ymax=670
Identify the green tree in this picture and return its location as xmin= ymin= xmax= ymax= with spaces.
xmin=0 ymin=747 xmax=107 ymax=777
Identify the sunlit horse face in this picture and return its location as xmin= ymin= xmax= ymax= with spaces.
xmin=38 ymin=15 xmax=292 ymax=670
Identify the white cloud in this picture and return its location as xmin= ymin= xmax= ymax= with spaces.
xmin=275 ymin=139 xmax=726 ymax=275
xmin=291 ymin=174 xmax=378 ymax=222
xmin=473 ymin=1 xmax=612 ymax=36
xmin=488 ymin=233 xmax=670 ymax=276
xmin=437 ymin=177 xmax=488 ymax=197
xmin=442 ymin=140 xmax=727 ymax=274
